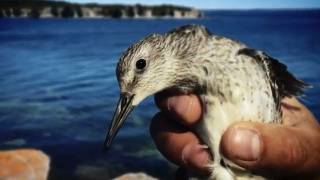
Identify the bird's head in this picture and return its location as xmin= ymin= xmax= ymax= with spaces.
xmin=116 ymin=34 xmax=179 ymax=106
xmin=104 ymin=25 xmax=211 ymax=149
xmin=104 ymin=34 xmax=179 ymax=149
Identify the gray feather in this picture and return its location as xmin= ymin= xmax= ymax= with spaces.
xmin=237 ymin=48 xmax=309 ymax=110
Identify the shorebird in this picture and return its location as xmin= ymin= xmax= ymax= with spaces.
xmin=104 ymin=25 xmax=307 ymax=180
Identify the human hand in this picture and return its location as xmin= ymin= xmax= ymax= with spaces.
xmin=150 ymin=89 xmax=320 ymax=179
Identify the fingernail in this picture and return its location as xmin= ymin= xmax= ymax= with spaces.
xmin=228 ymin=128 xmax=261 ymax=161
xmin=182 ymin=144 xmax=211 ymax=168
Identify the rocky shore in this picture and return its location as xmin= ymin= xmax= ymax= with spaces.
xmin=0 ymin=0 xmax=203 ymax=19
xmin=0 ymin=149 xmax=50 ymax=180
xmin=0 ymin=149 xmax=157 ymax=180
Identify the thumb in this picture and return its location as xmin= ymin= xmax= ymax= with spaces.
xmin=221 ymin=122 xmax=320 ymax=177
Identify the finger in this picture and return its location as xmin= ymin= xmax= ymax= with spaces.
xmin=154 ymin=91 xmax=202 ymax=127
xmin=281 ymin=97 xmax=320 ymax=128
xmin=150 ymin=112 xmax=211 ymax=175
xmin=221 ymin=122 xmax=320 ymax=177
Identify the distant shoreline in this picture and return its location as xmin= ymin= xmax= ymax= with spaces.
xmin=0 ymin=0 xmax=203 ymax=19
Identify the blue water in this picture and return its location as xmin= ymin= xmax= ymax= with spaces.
xmin=0 ymin=10 xmax=319 ymax=179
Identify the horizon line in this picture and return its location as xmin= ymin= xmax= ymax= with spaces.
xmin=201 ymin=7 xmax=320 ymax=11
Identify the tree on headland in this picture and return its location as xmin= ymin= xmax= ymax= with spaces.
xmin=152 ymin=7 xmax=166 ymax=17
xmin=135 ymin=4 xmax=144 ymax=16
xmin=75 ymin=6 xmax=82 ymax=17
xmin=61 ymin=6 xmax=74 ymax=18
xmin=0 ymin=10 xmax=4 ymax=18
xmin=169 ymin=9 xmax=174 ymax=17
xmin=4 ymin=9 xmax=11 ymax=17
xmin=29 ymin=9 xmax=40 ymax=18
xmin=51 ymin=7 xmax=59 ymax=17
xmin=13 ymin=8 xmax=22 ymax=17
xmin=151 ymin=5 xmax=190 ymax=17
xmin=126 ymin=6 xmax=135 ymax=18
xmin=110 ymin=8 xmax=122 ymax=18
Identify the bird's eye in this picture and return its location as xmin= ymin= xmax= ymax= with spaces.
xmin=136 ymin=59 xmax=146 ymax=70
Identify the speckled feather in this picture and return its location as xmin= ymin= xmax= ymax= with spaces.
xmin=115 ymin=24 xmax=308 ymax=180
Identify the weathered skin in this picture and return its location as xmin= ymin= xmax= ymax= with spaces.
xmin=110 ymin=24 xmax=307 ymax=180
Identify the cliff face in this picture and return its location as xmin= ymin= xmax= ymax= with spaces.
xmin=0 ymin=1 xmax=203 ymax=19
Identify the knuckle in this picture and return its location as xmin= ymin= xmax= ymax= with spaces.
xmin=284 ymin=134 xmax=307 ymax=168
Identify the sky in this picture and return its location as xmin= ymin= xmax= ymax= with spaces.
xmin=67 ymin=0 xmax=320 ymax=9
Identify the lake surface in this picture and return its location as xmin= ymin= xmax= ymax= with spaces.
xmin=0 ymin=10 xmax=319 ymax=179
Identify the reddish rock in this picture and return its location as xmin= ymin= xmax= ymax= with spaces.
xmin=0 ymin=149 xmax=50 ymax=180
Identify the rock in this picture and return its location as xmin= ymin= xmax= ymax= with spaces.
xmin=113 ymin=172 xmax=157 ymax=180
xmin=0 ymin=149 xmax=50 ymax=180
xmin=75 ymin=165 xmax=113 ymax=180
xmin=75 ymin=164 xmax=157 ymax=180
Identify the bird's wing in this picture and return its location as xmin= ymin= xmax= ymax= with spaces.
xmin=237 ymin=48 xmax=309 ymax=109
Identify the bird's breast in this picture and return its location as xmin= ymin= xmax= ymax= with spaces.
xmin=199 ymin=64 xmax=278 ymax=124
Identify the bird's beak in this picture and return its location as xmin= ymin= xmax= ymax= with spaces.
xmin=104 ymin=92 xmax=135 ymax=150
